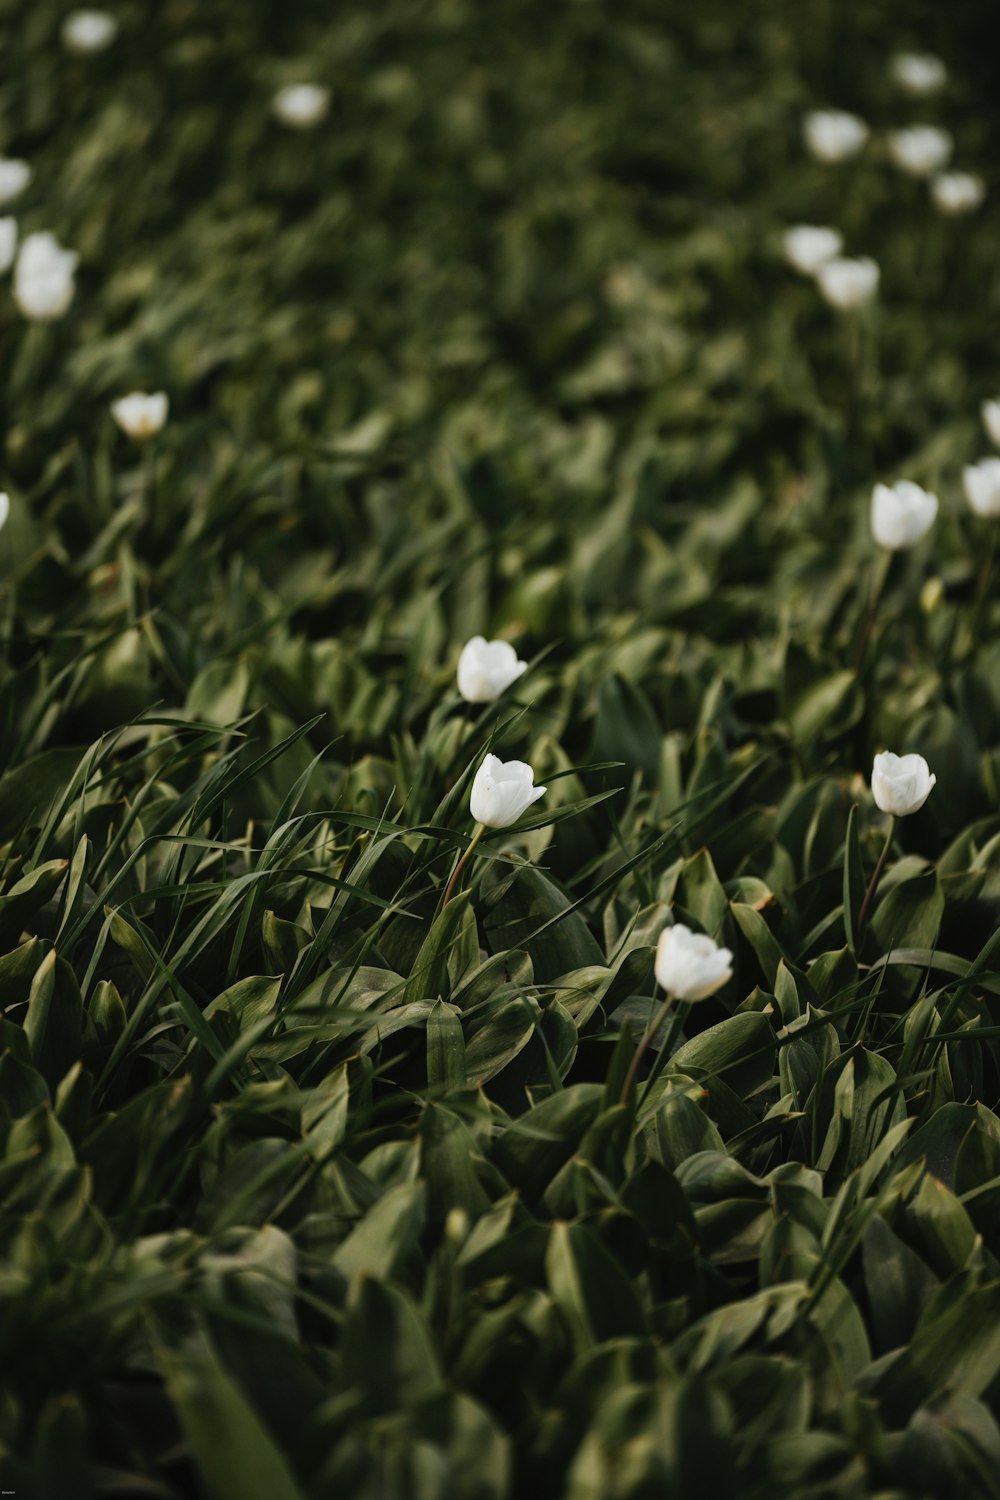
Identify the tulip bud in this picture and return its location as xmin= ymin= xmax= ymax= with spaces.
xmin=457 ymin=636 xmax=528 ymax=703
xmin=110 ymin=391 xmax=169 ymax=441
xmin=816 ymin=256 xmax=879 ymax=311
xmin=13 ymin=231 xmax=78 ymax=322
xmin=0 ymin=217 xmax=16 ymax=275
xmin=469 ymin=754 xmax=545 ymax=829
xmin=0 ymin=492 xmax=9 ymax=531
xmin=982 ymin=400 xmax=1000 ymax=450
xmin=870 ymin=480 xmax=938 ymax=550
xmin=654 ymin=924 xmax=733 ymax=1002
xmin=0 ymin=158 xmax=31 ymax=207
xmin=803 ymin=110 xmax=869 ymax=163
xmin=963 ymin=459 xmax=1000 ymax=520
xmin=272 ymin=84 xmax=330 ymax=129
xmin=61 ymin=9 xmax=118 ymax=53
xmin=890 ymin=53 xmax=947 ymax=96
xmin=930 ymin=172 xmax=985 ymax=215
xmin=887 ymin=125 xmax=953 ymax=178
xmin=871 ymin=751 xmax=936 ymax=816
xmin=783 ymin=225 xmax=843 ymax=276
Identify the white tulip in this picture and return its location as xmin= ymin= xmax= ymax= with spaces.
xmin=0 ymin=493 xmax=9 ymax=531
xmin=110 ymin=391 xmax=169 ymax=441
xmin=0 ymin=217 xmax=16 ymax=274
xmin=783 ymin=225 xmax=843 ymax=276
xmin=890 ymin=53 xmax=947 ymax=96
xmin=61 ymin=9 xmax=118 ymax=53
xmin=871 ymin=751 xmax=936 ymax=817
xmin=457 ymin=637 xmax=528 ymax=703
xmin=0 ymin=158 xmax=31 ymax=206
xmin=469 ymin=754 xmax=545 ymax=829
xmin=272 ymin=84 xmax=330 ymax=129
xmin=887 ymin=125 xmax=953 ymax=178
xmin=654 ymin=923 xmax=733 ymax=1002
xmin=13 ymin=231 xmax=78 ymax=321
xmin=963 ymin=459 xmax=1000 ymax=520
xmin=816 ymin=256 xmax=879 ymax=311
xmin=870 ymin=480 xmax=938 ymax=550
xmin=982 ymin=400 xmax=1000 ymax=449
xmin=931 ymin=172 xmax=985 ymax=215
xmin=803 ymin=110 xmax=869 ymax=163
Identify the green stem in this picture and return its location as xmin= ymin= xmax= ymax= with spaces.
xmin=968 ymin=523 xmax=997 ymax=654
xmin=852 ymin=549 xmax=892 ymax=675
xmin=143 ymin=439 xmax=158 ymax=533
xmin=856 ymin=815 xmax=895 ymax=942
xmin=620 ymin=989 xmax=674 ymax=1106
xmin=442 ymin=822 xmax=485 ymax=908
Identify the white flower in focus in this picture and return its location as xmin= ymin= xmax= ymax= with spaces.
xmin=0 ymin=158 xmax=31 ymax=206
xmin=930 ymin=171 xmax=985 ymax=215
xmin=887 ymin=125 xmax=953 ymax=178
xmin=13 ymin=231 xmax=78 ymax=321
xmin=457 ymin=636 xmax=528 ymax=703
xmin=871 ymin=751 xmax=936 ymax=817
xmin=870 ymin=480 xmax=938 ymax=550
xmin=963 ymin=459 xmax=1000 ymax=519
xmin=890 ymin=53 xmax=947 ymax=96
xmin=469 ymin=754 xmax=545 ymax=829
xmin=654 ymin=923 xmax=733 ymax=1001
xmin=272 ymin=83 xmax=330 ymax=129
xmin=61 ymin=9 xmax=118 ymax=53
xmin=0 ymin=493 xmax=9 ymax=531
xmin=803 ymin=110 xmax=869 ymax=163
xmin=110 ymin=391 xmax=169 ymax=441
xmin=783 ymin=225 xmax=843 ymax=276
xmin=0 ymin=217 xmax=16 ymax=274
xmin=982 ymin=400 xmax=1000 ymax=449
xmin=816 ymin=256 xmax=879 ymax=311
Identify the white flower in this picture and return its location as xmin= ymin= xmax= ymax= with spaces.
xmin=930 ymin=171 xmax=985 ymax=215
xmin=890 ymin=53 xmax=947 ymax=96
xmin=0 ymin=217 xmax=16 ymax=274
xmin=110 ymin=391 xmax=169 ymax=440
xmin=887 ymin=125 xmax=953 ymax=178
xmin=963 ymin=459 xmax=1000 ymax=519
xmin=870 ymin=480 xmax=938 ymax=550
xmin=0 ymin=493 xmax=9 ymax=531
xmin=469 ymin=754 xmax=545 ymax=829
xmin=982 ymin=400 xmax=1000 ymax=449
xmin=0 ymin=158 xmax=32 ymax=206
xmin=61 ymin=9 xmax=118 ymax=53
xmin=272 ymin=84 xmax=330 ymax=129
xmin=803 ymin=110 xmax=869 ymax=163
xmin=13 ymin=231 xmax=78 ymax=322
xmin=654 ymin=923 xmax=733 ymax=1001
xmin=783 ymin=225 xmax=843 ymax=276
xmin=816 ymin=256 xmax=879 ymax=311
xmin=871 ymin=751 xmax=936 ymax=817
xmin=457 ymin=637 xmax=528 ymax=703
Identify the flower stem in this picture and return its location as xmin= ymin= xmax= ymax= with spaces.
xmin=856 ymin=815 xmax=895 ymax=943
xmin=143 ymin=440 xmax=158 ymax=534
xmin=442 ymin=822 xmax=486 ymax=908
xmin=620 ymin=990 xmax=673 ymax=1106
xmin=852 ymin=549 xmax=892 ymax=675
xmin=968 ymin=523 xmax=997 ymax=654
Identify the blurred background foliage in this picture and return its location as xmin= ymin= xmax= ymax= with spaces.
xmin=2 ymin=0 xmax=1000 ymax=1495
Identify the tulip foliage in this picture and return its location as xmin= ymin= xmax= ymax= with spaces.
xmin=2 ymin=1 xmax=1000 ymax=1497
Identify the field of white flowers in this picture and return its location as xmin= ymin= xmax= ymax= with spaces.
xmin=2 ymin=2 xmax=1000 ymax=1496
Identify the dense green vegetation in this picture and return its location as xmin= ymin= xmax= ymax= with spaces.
xmin=2 ymin=1 xmax=1000 ymax=1494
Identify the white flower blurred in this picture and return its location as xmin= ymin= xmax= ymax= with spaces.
xmin=457 ymin=637 xmax=528 ymax=703
xmin=0 ymin=158 xmax=32 ymax=206
xmin=654 ymin=924 xmax=733 ymax=1001
xmin=887 ymin=125 xmax=953 ymax=177
xmin=870 ymin=480 xmax=938 ymax=550
xmin=0 ymin=217 xmax=17 ymax=274
xmin=0 ymin=493 xmax=9 ymax=532
xmin=816 ymin=256 xmax=879 ymax=310
xmin=803 ymin=110 xmax=869 ymax=163
xmin=930 ymin=172 xmax=985 ymax=215
xmin=272 ymin=84 xmax=330 ymax=129
xmin=982 ymin=400 xmax=1000 ymax=449
xmin=13 ymin=230 xmax=78 ymax=321
xmin=890 ymin=53 xmax=947 ymax=96
xmin=111 ymin=391 xmax=169 ymax=441
xmin=62 ymin=9 xmax=119 ymax=53
xmin=963 ymin=459 xmax=1000 ymax=519
xmin=783 ymin=225 xmax=843 ymax=276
